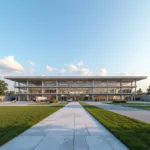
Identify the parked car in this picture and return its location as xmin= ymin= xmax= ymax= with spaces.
xmin=67 ymin=99 xmax=72 ymax=102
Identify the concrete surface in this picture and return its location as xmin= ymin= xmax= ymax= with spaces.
xmin=0 ymin=102 xmax=128 ymax=150
xmin=0 ymin=101 xmax=34 ymax=106
xmin=86 ymin=102 xmax=150 ymax=124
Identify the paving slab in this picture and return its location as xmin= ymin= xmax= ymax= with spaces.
xmin=0 ymin=102 xmax=128 ymax=150
xmin=86 ymin=102 xmax=150 ymax=123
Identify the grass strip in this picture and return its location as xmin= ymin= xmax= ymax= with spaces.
xmin=81 ymin=102 xmax=150 ymax=150
xmin=108 ymin=103 xmax=150 ymax=110
xmin=0 ymin=104 xmax=66 ymax=146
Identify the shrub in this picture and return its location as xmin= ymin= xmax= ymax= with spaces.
xmin=112 ymin=100 xmax=126 ymax=103
xmin=49 ymin=99 xmax=59 ymax=103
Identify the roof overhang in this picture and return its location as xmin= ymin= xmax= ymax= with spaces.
xmin=4 ymin=76 xmax=147 ymax=82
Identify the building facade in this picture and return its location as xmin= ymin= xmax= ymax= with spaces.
xmin=5 ymin=76 xmax=147 ymax=101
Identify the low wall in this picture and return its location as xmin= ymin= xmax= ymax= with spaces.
xmin=135 ymin=95 xmax=150 ymax=101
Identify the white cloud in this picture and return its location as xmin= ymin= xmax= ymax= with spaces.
xmin=46 ymin=65 xmax=56 ymax=72
xmin=29 ymin=61 xmax=34 ymax=67
xmin=0 ymin=56 xmax=24 ymax=73
xmin=68 ymin=64 xmax=89 ymax=75
xmin=68 ymin=64 xmax=78 ymax=72
xmin=79 ymin=68 xmax=89 ymax=76
xmin=77 ymin=60 xmax=84 ymax=67
xmin=119 ymin=72 xmax=129 ymax=76
xmin=97 ymin=68 xmax=108 ymax=76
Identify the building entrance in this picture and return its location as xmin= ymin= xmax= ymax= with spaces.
xmin=59 ymin=94 xmax=92 ymax=101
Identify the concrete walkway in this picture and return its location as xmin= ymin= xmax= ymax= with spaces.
xmin=0 ymin=102 xmax=128 ymax=150
xmin=86 ymin=102 xmax=150 ymax=124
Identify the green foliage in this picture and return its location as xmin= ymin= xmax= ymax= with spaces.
xmin=118 ymin=103 xmax=150 ymax=110
xmin=146 ymin=86 xmax=150 ymax=95
xmin=0 ymin=80 xmax=8 ymax=96
xmin=137 ymin=88 xmax=143 ymax=95
xmin=81 ymin=102 xmax=150 ymax=150
xmin=112 ymin=100 xmax=126 ymax=103
xmin=8 ymin=91 xmax=15 ymax=96
xmin=49 ymin=99 xmax=59 ymax=103
xmin=0 ymin=106 xmax=64 ymax=146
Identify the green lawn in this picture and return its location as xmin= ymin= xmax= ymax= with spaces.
xmin=0 ymin=104 xmax=66 ymax=146
xmin=81 ymin=102 xmax=150 ymax=150
xmin=30 ymin=101 xmax=68 ymax=106
xmin=123 ymin=104 xmax=150 ymax=110
xmin=106 ymin=102 xmax=150 ymax=110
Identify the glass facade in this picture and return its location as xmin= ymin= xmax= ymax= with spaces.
xmin=43 ymin=81 xmax=56 ymax=86
xmin=93 ymin=88 xmax=107 ymax=94
xmin=14 ymin=78 xmax=138 ymax=101
xmin=94 ymin=80 xmax=107 ymax=87
xmin=29 ymin=81 xmax=42 ymax=86
xmin=58 ymin=80 xmax=92 ymax=87
xmin=29 ymin=88 xmax=42 ymax=94
xmin=19 ymin=88 xmax=27 ymax=94
xmin=16 ymin=81 xmax=27 ymax=86
xmin=43 ymin=88 xmax=56 ymax=93
xmin=58 ymin=88 xmax=92 ymax=94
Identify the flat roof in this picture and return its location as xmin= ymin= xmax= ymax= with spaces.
xmin=4 ymin=76 xmax=147 ymax=81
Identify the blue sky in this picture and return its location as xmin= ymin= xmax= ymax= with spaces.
xmin=0 ymin=0 xmax=150 ymax=91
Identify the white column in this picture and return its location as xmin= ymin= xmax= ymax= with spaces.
xmin=135 ymin=80 xmax=137 ymax=94
xmin=18 ymin=95 xmax=20 ymax=101
xmin=120 ymin=80 xmax=122 ymax=100
xmin=27 ymin=80 xmax=29 ymax=101
xmin=42 ymin=80 xmax=44 ymax=97
xmin=56 ymin=80 xmax=58 ymax=100
xmin=131 ymin=81 xmax=133 ymax=101
xmin=106 ymin=80 xmax=108 ymax=101
xmin=14 ymin=81 xmax=16 ymax=94
xmin=92 ymin=80 xmax=94 ymax=101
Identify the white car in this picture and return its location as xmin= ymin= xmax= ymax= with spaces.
xmin=67 ymin=99 xmax=72 ymax=102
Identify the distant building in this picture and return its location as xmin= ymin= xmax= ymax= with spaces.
xmin=5 ymin=76 xmax=147 ymax=101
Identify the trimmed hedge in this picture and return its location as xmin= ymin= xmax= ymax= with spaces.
xmin=49 ymin=99 xmax=59 ymax=103
xmin=112 ymin=100 xmax=126 ymax=103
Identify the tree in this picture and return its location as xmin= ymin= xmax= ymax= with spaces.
xmin=0 ymin=80 xmax=8 ymax=96
xmin=8 ymin=91 xmax=15 ymax=96
xmin=137 ymin=88 xmax=143 ymax=95
xmin=147 ymin=86 xmax=150 ymax=95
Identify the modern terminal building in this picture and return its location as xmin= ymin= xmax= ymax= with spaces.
xmin=5 ymin=76 xmax=147 ymax=101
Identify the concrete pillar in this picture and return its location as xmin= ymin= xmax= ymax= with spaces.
xmin=56 ymin=80 xmax=58 ymax=100
xmin=56 ymin=94 xmax=58 ymax=100
xmin=42 ymin=80 xmax=44 ymax=97
xmin=131 ymin=81 xmax=133 ymax=101
xmin=18 ymin=95 xmax=20 ymax=101
xmin=135 ymin=80 xmax=137 ymax=94
xmin=92 ymin=80 xmax=94 ymax=101
xmin=27 ymin=95 xmax=29 ymax=101
xmin=92 ymin=94 xmax=94 ymax=101
xmin=27 ymin=80 xmax=29 ymax=101
xmin=120 ymin=80 xmax=122 ymax=100
xmin=106 ymin=80 xmax=108 ymax=101
xmin=134 ymin=80 xmax=137 ymax=101
xmin=120 ymin=95 xmax=122 ymax=100
xmin=106 ymin=94 xmax=108 ymax=101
